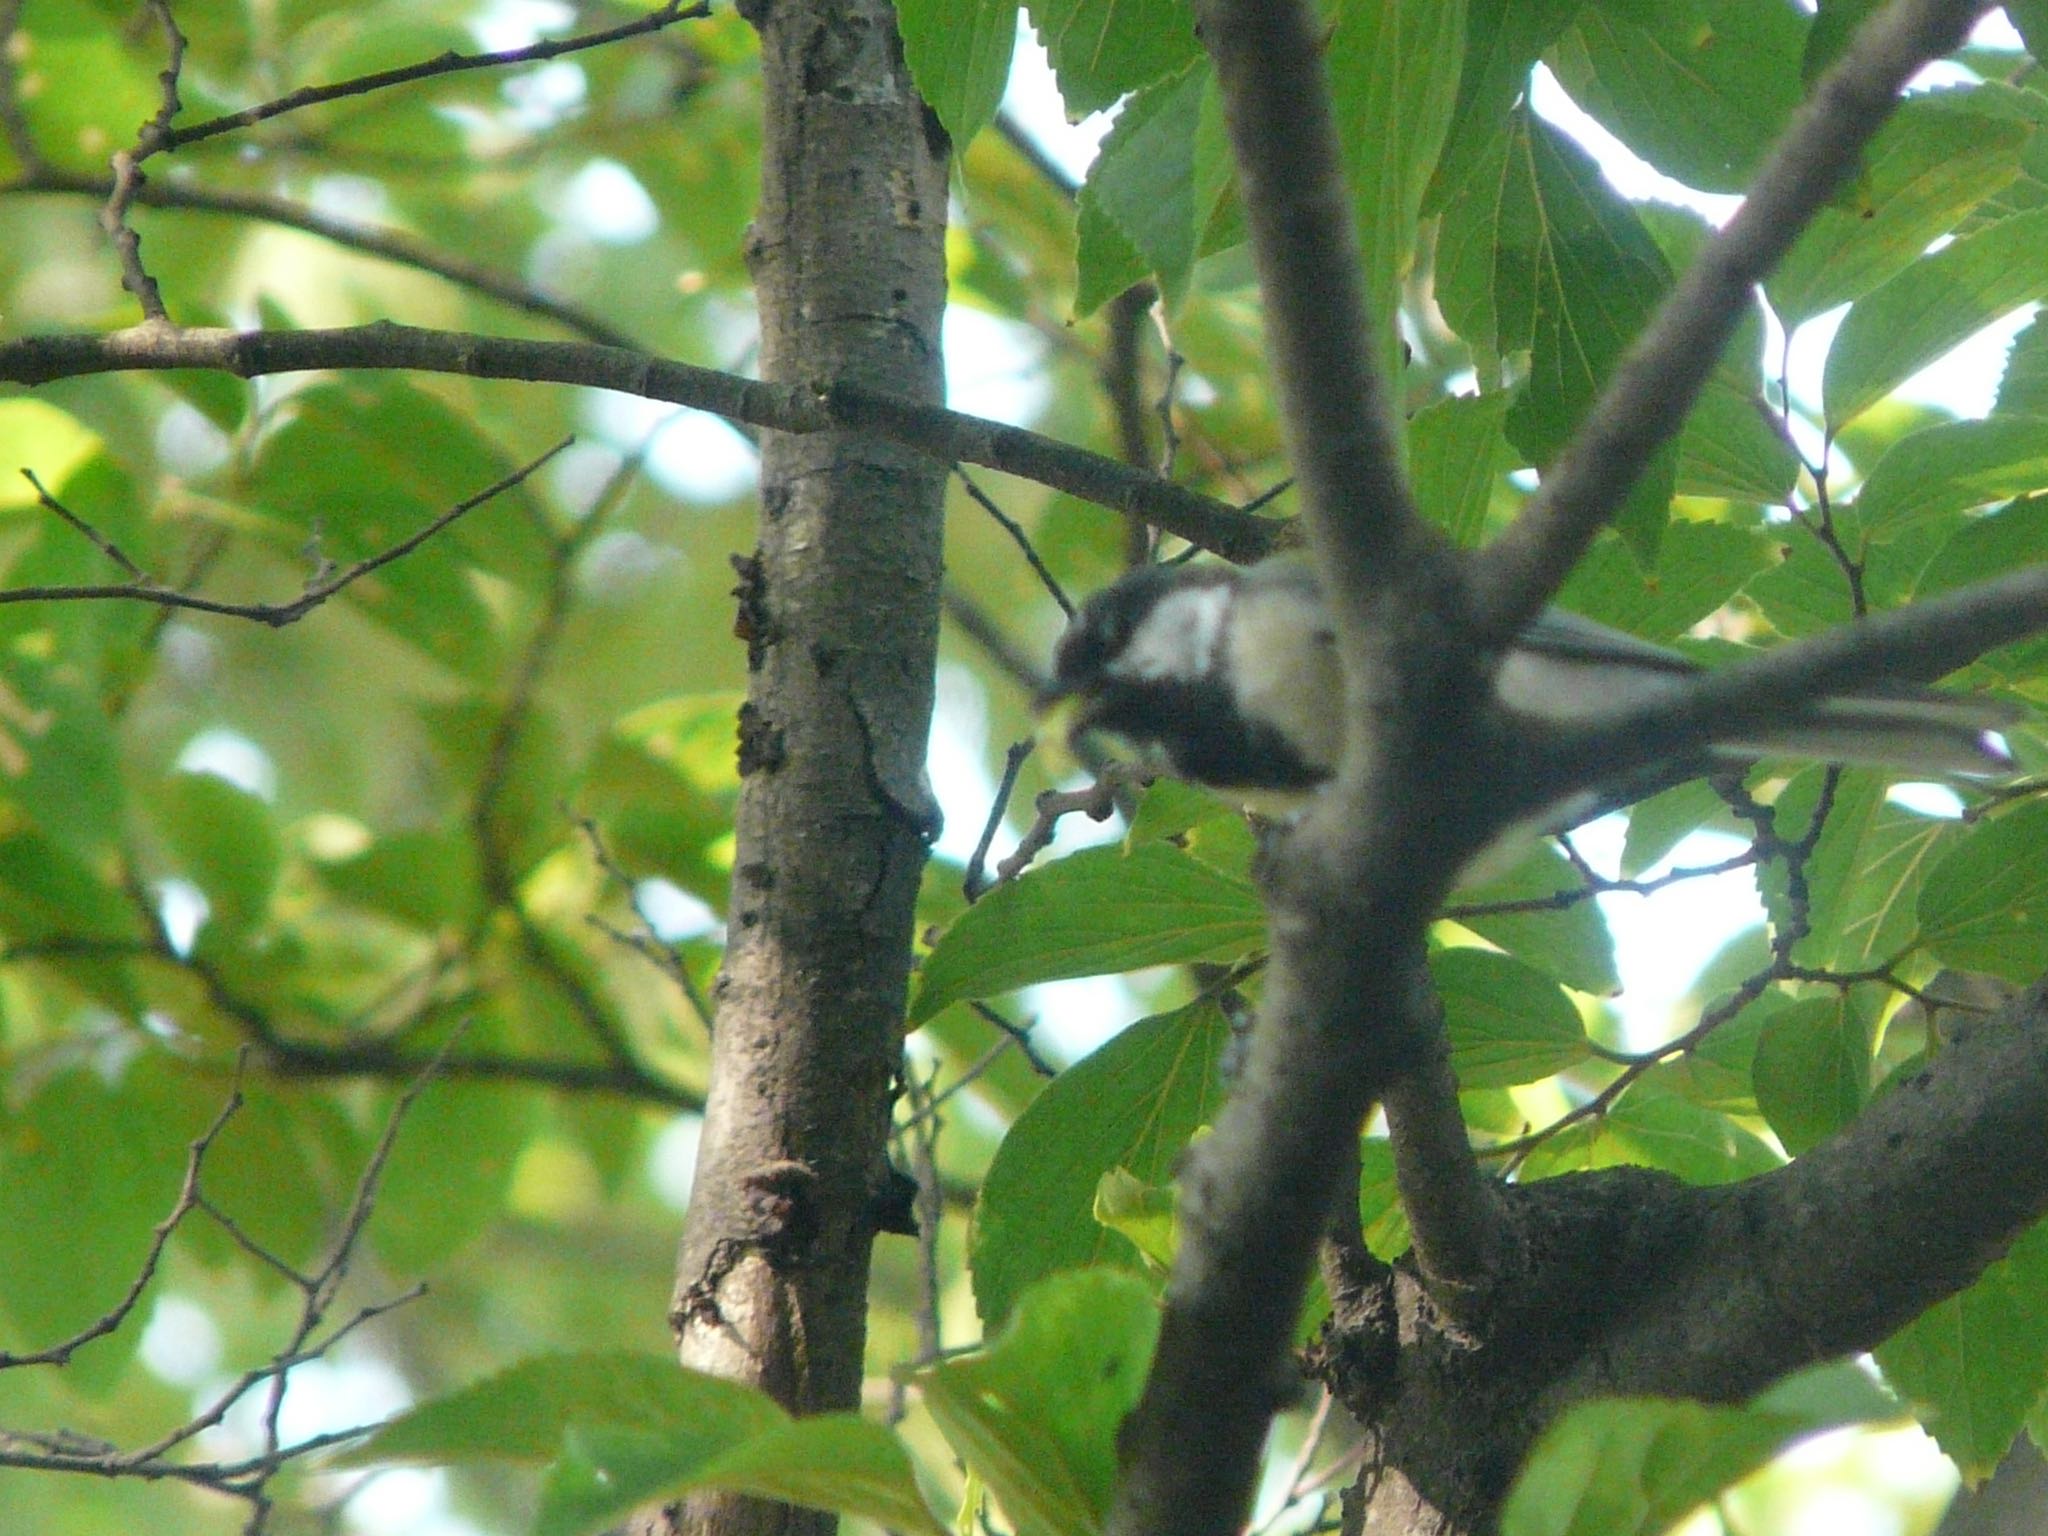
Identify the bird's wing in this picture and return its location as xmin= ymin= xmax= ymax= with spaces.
xmin=1515 ymin=608 xmax=1699 ymax=674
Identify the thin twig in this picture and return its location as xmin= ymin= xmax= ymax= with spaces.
xmin=956 ymin=468 xmax=1074 ymax=615
xmin=100 ymin=0 xmax=186 ymax=321
xmin=158 ymin=1 xmax=712 ymax=154
xmin=964 ymin=739 xmax=1034 ymax=900
xmin=9 ymin=440 xmax=571 ymax=624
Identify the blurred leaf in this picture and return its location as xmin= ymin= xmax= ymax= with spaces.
xmin=972 ymin=999 xmax=1229 ymax=1327
xmin=1768 ymin=98 xmax=2029 ymax=327
xmin=1876 ymin=1217 xmax=2048 ymax=1482
xmin=1751 ymin=993 xmax=1871 ymax=1156
xmin=911 ymin=843 xmax=1264 ymax=1024
xmin=312 ymin=829 xmax=485 ymax=932
xmin=1918 ymin=802 xmax=2048 ymax=979
xmin=1449 ymin=842 xmax=1618 ymax=995
xmin=1502 ymin=1361 xmax=1897 ymax=1536
xmin=1329 ymin=0 xmax=1465 ymax=379
xmin=154 ymin=771 xmax=281 ymax=939
xmin=1025 ymin=0 xmax=1199 ymax=116
xmin=1554 ymin=523 xmax=1773 ymax=642
xmin=1409 ymin=392 xmax=1517 ymax=547
xmin=1437 ymin=108 xmax=1675 ymax=561
xmin=1548 ymin=0 xmax=1805 ymax=193
xmin=898 ymin=0 xmax=1018 ymax=147
xmin=1825 ymin=208 xmax=2048 ymax=430
xmin=1854 ymin=415 xmax=2048 ymax=540
xmin=1434 ymin=947 xmax=1590 ymax=1090
xmin=0 ymin=1068 xmax=185 ymax=1392
xmin=918 ymin=1269 xmax=1158 ymax=1536
xmin=1092 ymin=1167 xmax=1177 ymax=1271
xmin=369 ymin=1082 xmax=541 ymax=1273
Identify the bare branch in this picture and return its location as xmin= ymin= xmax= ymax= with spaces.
xmin=100 ymin=0 xmax=185 ymax=322
xmin=8 ymin=438 xmax=570 ymax=624
xmin=0 ymin=323 xmax=1280 ymax=561
xmin=1472 ymin=0 xmax=1995 ymax=640
xmin=157 ymin=1 xmax=711 ymax=154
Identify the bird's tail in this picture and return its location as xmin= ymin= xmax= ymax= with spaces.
xmin=1716 ymin=688 xmax=2021 ymax=777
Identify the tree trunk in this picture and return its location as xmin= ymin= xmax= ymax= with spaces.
xmin=654 ymin=1 xmax=949 ymax=1532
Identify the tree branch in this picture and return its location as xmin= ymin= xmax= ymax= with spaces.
xmin=1564 ymin=976 xmax=2048 ymax=1405
xmin=1548 ymin=561 xmax=2048 ymax=800
xmin=0 ymin=323 xmax=1279 ymax=561
xmin=1471 ymin=0 xmax=1995 ymax=641
xmin=156 ymin=0 xmax=711 ymax=154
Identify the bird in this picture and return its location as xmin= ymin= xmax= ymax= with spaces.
xmin=1040 ymin=555 xmax=2020 ymax=827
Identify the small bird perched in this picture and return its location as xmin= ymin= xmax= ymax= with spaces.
xmin=1042 ymin=555 xmax=2019 ymax=824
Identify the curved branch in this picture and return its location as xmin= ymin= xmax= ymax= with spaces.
xmin=1472 ymin=0 xmax=1994 ymax=640
xmin=0 ymin=322 xmax=1280 ymax=560
xmin=1566 ymin=976 xmax=2048 ymax=1404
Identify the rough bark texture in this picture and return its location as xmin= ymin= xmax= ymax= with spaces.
xmin=655 ymin=2 xmax=948 ymax=1533
xmin=1306 ymin=980 xmax=2048 ymax=1536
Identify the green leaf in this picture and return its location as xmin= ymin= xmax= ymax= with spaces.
xmin=1612 ymin=1080 xmax=1783 ymax=1184
xmin=1409 ymin=392 xmax=1517 ymax=547
xmin=1825 ymin=208 xmax=2048 ymax=430
xmin=910 ymin=843 xmax=1265 ymax=1025
xmin=2012 ymin=0 xmax=2048 ymax=64
xmin=154 ymin=770 xmax=281 ymax=938
xmin=1554 ymin=522 xmax=1772 ymax=643
xmin=368 ymin=1082 xmax=540 ymax=1273
xmin=1998 ymin=313 xmax=2048 ymax=416
xmin=1075 ymin=61 xmax=1213 ymax=306
xmin=1329 ymin=0 xmax=1465 ymax=379
xmin=539 ymin=1415 xmax=947 ymax=1536
xmin=1547 ymin=0 xmax=1806 ymax=193
xmin=1804 ymin=0 xmax=1886 ymax=84
xmin=1025 ymin=0 xmax=1199 ymax=116
xmin=1918 ymin=802 xmax=2048 ymax=979
xmin=351 ymin=1352 xmax=779 ymax=1466
xmin=1093 ymin=1167 xmax=1177 ymax=1271
xmin=1448 ymin=842 xmax=1619 ymax=995
xmin=0 ymin=1067 xmax=188 ymax=1391
xmin=1768 ymin=98 xmax=2030 ymax=327
xmin=0 ymin=400 xmax=102 ymax=506
xmin=359 ymin=1349 xmax=947 ymax=1536
xmin=1759 ymin=768 xmax=1955 ymax=974
xmin=1751 ymin=994 xmax=1871 ymax=1156
xmin=1434 ymin=947 xmax=1590 ymax=1089
xmin=1876 ymin=1217 xmax=2048 ymax=1481
xmin=972 ymin=999 xmax=1230 ymax=1327
xmin=1619 ymin=780 xmax=1731 ymax=880
xmin=1438 ymin=108 xmax=1675 ymax=560
xmin=1425 ymin=0 xmax=1583 ymax=214
xmin=918 ymin=1269 xmax=1159 ymax=1536
xmin=1502 ymin=1361 xmax=1897 ymax=1536
xmin=1854 ymin=415 xmax=2048 ymax=539
xmin=897 ymin=0 xmax=1019 ymax=148
xmin=312 ymin=829 xmax=484 ymax=932
xmin=1675 ymin=370 xmax=1800 ymax=504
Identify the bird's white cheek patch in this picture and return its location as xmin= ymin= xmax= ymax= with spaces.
xmin=1111 ymin=585 xmax=1230 ymax=682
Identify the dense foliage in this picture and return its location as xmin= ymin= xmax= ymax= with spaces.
xmin=7 ymin=1 xmax=2048 ymax=1533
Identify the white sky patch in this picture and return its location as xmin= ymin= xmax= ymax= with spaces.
xmin=1000 ymin=16 xmax=1115 ymax=183
xmin=647 ymin=1112 xmax=703 ymax=1210
xmin=1529 ymin=66 xmax=1743 ymax=227
xmin=176 ymin=728 xmax=279 ymax=800
xmin=633 ymin=877 xmax=720 ymax=942
xmin=560 ymin=158 xmax=659 ymax=244
xmin=946 ymin=305 xmax=1052 ymax=425
xmin=1887 ymin=781 xmax=1966 ymax=819
xmin=156 ymin=880 xmax=209 ymax=959
xmin=581 ymin=392 xmax=759 ymax=504
xmin=1565 ymin=816 xmax=1764 ymax=1050
xmin=140 ymin=1294 xmax=224 ymax=1388
xmin=340 ymin=1468 xmax=490 ymax=1536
